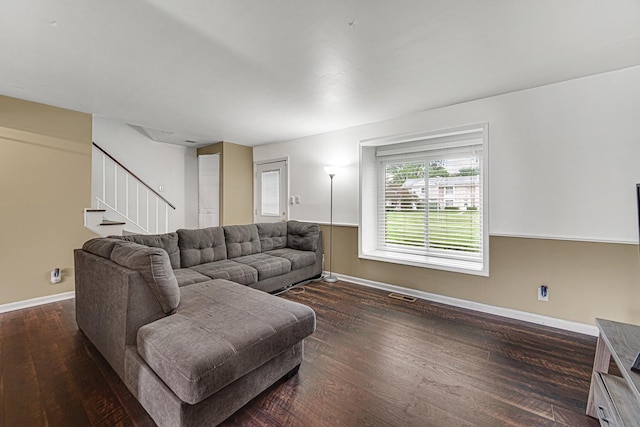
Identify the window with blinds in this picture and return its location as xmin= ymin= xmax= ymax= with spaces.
xmin=261 ymin=170 xmax=280 ymax=216
xmin=360 ymin=124 xmax=488 ymax=276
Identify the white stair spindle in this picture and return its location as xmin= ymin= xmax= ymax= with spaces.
xmin=114 ymin=162 xmax=118 ymax=211
xmin=101 ymin=154 xmax=106 ymax=203
xmin=165 ymin=203 xmax=169 ymax=233
xmin=90 ymin=143 xmax=175 ymax=236
xmin=155 ymin=198 xmax=159 ymax=234
xmin=125 ymin=174 xmax=129 ymax=218
xmin=146 ymin=189 xmax=149 ymax=233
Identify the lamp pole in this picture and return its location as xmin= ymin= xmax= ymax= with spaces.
xmin=324 ymin=169 xmax=337 ymax=283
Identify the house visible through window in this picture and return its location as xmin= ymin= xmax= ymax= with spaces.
xmin=360 ymin=124 xmax=488 ymax=276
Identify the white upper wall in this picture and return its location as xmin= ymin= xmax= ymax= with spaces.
xmin=92 ymin=118 xmax=199 ymax=231
xmin=254 ymin=65 xmax=640 ymax=244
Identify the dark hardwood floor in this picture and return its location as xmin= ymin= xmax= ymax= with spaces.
xmin=0 ymin=280 xmax=600 ymax=426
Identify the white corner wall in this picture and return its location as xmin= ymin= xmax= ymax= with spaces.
xmin=92 ymin=118 xmax=199 ymax=231
xmin=254 ymin=65 xmax=640 ymax=244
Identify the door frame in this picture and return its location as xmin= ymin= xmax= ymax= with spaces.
xmin=254 ymin=157 xmax=289 ymax=223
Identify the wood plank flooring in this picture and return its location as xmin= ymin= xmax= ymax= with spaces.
xmin=0 ymin=280 xmax=600 ymax=426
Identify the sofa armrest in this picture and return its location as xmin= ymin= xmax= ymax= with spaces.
xmin=110 ymin=242 xmax=180 ymax=314
xmin=74 ymin=249 xmax=166 ymax=379
xmin=83 ymin=238 xmax=180 ymax=314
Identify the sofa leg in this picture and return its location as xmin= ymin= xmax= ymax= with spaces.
xmin=284 ymin=364 xmax=301 ymax=380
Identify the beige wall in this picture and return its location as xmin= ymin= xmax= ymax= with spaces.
xmin=198 ymin=141 xmax=253 ymax=225
xmin=322 ymin=225 xmax=640 ymax=325
xmin=220 ymin=142 xmax=253 ymax=225
xmin=197 ymin=142 xmax=222 ymax=155
xmin=0 ymin=95 xmax=95 ymax=305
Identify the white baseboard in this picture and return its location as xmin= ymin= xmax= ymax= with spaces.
xmin=2 ymin=276 xmax=599 ymax=337
xmin=330 ymin=272 xmax=599 ymax=337
xmin=0 ymin=291 xmax=76 ymax=314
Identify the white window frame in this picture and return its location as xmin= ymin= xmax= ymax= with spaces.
xmin=359 ymin=124 xmax=489 ymax=276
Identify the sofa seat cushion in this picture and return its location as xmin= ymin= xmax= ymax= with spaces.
xmin=231 ymin=253 xmax=291 ymax=281
xmin=190 ymin=260 xmax=258 ymax=285
xmin=173 ymin=268 xmax=211 ymax=287
xmin=136 ymin=279 xmax=316 ymax=405
xmin=265 ymin=248 xmax=317 ymax=270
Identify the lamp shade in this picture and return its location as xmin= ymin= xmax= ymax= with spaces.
xmin=323 ymin=166 xmax=340 ymax=177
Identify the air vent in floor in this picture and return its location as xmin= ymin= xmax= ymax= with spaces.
xmin=388 ymin=293 xmax=417 ymax=302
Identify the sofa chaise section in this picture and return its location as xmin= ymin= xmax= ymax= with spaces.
xmin=125 ymin=278 xmax=314 ymax=426
xmin=135 ymin=279 xmax=315 ymax=405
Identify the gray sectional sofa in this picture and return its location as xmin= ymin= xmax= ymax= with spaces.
xmin=74 ymin=220 xmax=322 ymax=426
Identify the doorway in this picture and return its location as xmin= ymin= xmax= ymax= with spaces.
xmin=198 ymin=154 xmax=220 ymax=228
xmin=255 ymin=159 xmax=288 ymax=223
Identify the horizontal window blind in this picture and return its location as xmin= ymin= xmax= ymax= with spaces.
xmin=425 ymin=155 xmax=482 ymax=257
xmin=377 ymin=130 xmax=484 ymax=264
xmin=261 ymin=170 xmax=280 ymax=216
xmin=380 ymin=161 xmax=427 ymax=249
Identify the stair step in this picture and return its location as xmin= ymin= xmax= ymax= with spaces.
xmin=85 ymin=209 xmax=106 ymax=212
xmin=100 ymin=220 xmax=126 ymax=226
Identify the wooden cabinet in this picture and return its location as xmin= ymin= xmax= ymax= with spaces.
xmin=586 ymin=318 xmax=640 ymax=426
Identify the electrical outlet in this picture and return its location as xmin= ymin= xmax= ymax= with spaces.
xmin=538 ymin=284 xmax=549 ymax=302
xmin=51 ymin=268 xmax=61 ymax=284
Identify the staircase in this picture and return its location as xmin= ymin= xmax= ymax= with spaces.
xmin=84 ymin=209 xmax=126 ymax=236
xmin=85 ymin=143 xmax=176 ymax=237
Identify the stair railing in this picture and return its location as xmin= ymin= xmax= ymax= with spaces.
xmin=92 ymin=142 xmax=176 ymax=234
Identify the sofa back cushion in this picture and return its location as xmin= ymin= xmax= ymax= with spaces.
xmin=224 ymin=224 xmax=261 ymax=258
xmin=256 ymin=222 xmax=287 ymax=251
xmin=112 ymin=232 xmax=181 ymax=269
xmin=288 ymin=220 xmax=320 ymax=251
xmin=177 ymin=227 xmax=227 ymax=268
xmin=110 ymin=241 xmax=180 ymax=314
xmin=82 ymin=237 xmax=122 ymax=259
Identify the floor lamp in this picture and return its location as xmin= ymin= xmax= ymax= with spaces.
xmin=323 ymin=166 xmax=338 ymax=283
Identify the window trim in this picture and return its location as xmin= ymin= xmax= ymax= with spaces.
xmin=359 ymin=124 xmax=489 ymax=277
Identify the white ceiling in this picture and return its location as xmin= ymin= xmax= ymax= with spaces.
xmin=2 ymin=1 xmax=640 ymax=147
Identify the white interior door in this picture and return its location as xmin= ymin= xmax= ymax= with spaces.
xmin=198 ymin=154 xmax=220 ymax=227
xmin=255 ymin=160 xmax=287 ymax=223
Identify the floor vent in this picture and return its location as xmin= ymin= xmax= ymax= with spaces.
xmin=388 ymin=293 xmax=417 ymax=303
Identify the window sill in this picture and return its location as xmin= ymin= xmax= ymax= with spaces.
xmin=359 ymin=249 xmax=488 ymax=277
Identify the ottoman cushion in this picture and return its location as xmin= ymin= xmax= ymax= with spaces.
xmin=136 ymin=279 xmax=316 ymax=405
